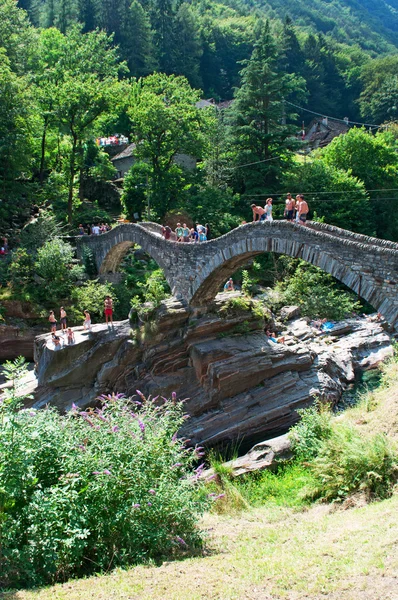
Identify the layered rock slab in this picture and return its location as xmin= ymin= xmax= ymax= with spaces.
xmin=32 ymin=297 xmax=393 ymax=448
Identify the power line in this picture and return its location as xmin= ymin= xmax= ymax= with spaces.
xmin=285 ymin=100 xmax=381 ymax=129
xmin=234 ymin=156 xmax=283 ymax=169
xmin=243 ymin=195 xmax=398 ymax=202
xmin=242 ymin=187 xmax=398 ymax=197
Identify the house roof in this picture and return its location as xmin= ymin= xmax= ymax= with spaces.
xmin=111 ymin=143 xmax=136 ymax=162
xmin=305 ymin=118 xmax=349 ymax=148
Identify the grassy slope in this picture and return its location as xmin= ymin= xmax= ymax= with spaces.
xmin=7 ymin=362 xmax=398 ymax=600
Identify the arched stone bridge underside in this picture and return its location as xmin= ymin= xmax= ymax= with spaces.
xmin=76 ymin=221 xmax=398 ymax=329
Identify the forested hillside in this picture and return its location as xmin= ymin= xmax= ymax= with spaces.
xmin=1 ymin=0 xmax=398 ymax=298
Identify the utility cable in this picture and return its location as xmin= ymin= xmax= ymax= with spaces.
xmin=285 ymin=100 xmax=381 ymax=128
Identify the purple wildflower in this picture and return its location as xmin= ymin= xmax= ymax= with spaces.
xmin=147 ymin=502 xmax=152 ymax=507
xmin=133 ymin=503 xmax=141 ymax=509
xmin=171 ymin=463 xmax=183 ymax=468
xmin=103 ymin=469 xmax=112 ymax=476
xmin=92 ymin=471 xmax=101 ymax=475
xmin=182 ymin=414 xmax=190 ymax=420
xmin=206 ymin=473 xmax=217 ymax=481
xmin=71 ymin=403 xmax=79 ymax=412
xmin=172 ymin=391 xmax=177 ymax=401
xmin=214 ymin=494 xmax=226 ymax=501
xmin=175 ymin=536 xmax=187 ymax=546
xmin=138 ymin=420 xmax=145 ymax=433
xmin=171 ymin=432 xmax=178 ymax=443
xmin=152 ymin=395 xmax=159 ymax=402
xmin=134 ymin=400 xmax=142 ymax=406
xmin=148 ymin=489 xmax=156 ymax=495
xmin=78 ymin=445 xmax=86 ymax=452
xmin=136 ymin=389 xmax=145 ymax=399
xmin=207 ymin=493 xmax=217 ymax=498
xmin=194 ymin=463 xmax=205 ymax=474
xmin=112 ymin=425 xmax=120 ymax=433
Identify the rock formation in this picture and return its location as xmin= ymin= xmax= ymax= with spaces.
xmin=31 ymin=293 xmax=394 ymax=449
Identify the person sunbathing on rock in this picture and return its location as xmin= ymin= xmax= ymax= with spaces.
xmin=266 ymin=329 xmax=285 ymax=344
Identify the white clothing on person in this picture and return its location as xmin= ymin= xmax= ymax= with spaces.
xmin=264 ymin=204 xmax=273 ymax=222
xmin=92 ymin=226 xmax=100 ymax=235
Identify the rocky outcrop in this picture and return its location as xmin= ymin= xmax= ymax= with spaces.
xmin=32 ymin=295 xmax=394 ymax=449
xmin=0 ymin=324 xmax=47 ymax=361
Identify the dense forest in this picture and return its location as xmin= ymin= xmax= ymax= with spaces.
xmin=1 ymin=0 xmax=398 ymax=317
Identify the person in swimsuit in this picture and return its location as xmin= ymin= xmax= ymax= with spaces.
xmin=66 ymin=328 xmax=75 ymax=345
xmin=49 ymin=310 xmax=57 ymax=333
xmin=104 ymin=296 xmax=113 ymax=325
xmin=60 ymin=307 xmax=67 ymax=333
xmin=83 ymin=310 xmax=91 ymax=331
xmin=251 ymin=204 xmax=267 ymax=222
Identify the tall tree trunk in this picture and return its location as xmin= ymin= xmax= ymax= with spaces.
xmin=68 ymin=133 xmax=78 ymax=224
xmin=39 ymin=118 xmax=49 ymax=186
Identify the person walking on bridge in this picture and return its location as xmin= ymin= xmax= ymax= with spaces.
xmin=251 ymin=204 xmax=267 ymax=222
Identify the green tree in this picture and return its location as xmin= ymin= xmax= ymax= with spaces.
xmin=120 ymin=0 xmax=156 ymax=77
xmin=53 ymin=26 xmax=125 ymax=222
xmin=359 ymin=55 xmax=398 ymax=122
xmin=126 ymin=73 xmax=212 ymax=218
xmin=283 ymin=159 xmax=373 ymax=235
xmin=230 ymin=20 xmax=305 ymax=195
xmin=320 ymin=127 xmax=398 ymax=240
xmin=171 ymin=4 xmax=202 ymax=89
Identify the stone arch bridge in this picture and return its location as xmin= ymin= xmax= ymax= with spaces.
xmin=76 ymin=221 xmax=398 ymax=329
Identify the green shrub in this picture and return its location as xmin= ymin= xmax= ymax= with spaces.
xmin=273 ymin=260 xmax=361 ymax=320
xmin=307 ymin=425 xmax=398 ymax=501
xmin=0 ymin=360 xmax=208 ymax=589
xmin=289 ymin=401 xmax=333 ymax=461
xmin=70 ymin=279 xmax=116 ymax=322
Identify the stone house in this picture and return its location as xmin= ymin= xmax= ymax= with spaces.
xmin=304 ymin=116 xmax=350 ymax=149
xmin=111 ymin=144 xmax=197 ymax=182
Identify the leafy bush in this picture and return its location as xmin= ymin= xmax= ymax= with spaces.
xmin=289 ymin=401 xmax=333 ymax=461
xmin=273 ymin=260 xmax=361 ymax=320
xmin=34 ymin=238 xmax=84 ymax=300
xmin=307 ymin=425 xmax=398 ymax=501
xmin=70 ymin=279 xmax=116 ymax=322
xmin=0 ymin=360 xmax=208 ymax=589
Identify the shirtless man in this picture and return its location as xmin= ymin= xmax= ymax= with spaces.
xmin=251 ymin=204 xmax=267 ymax=222
xmin=285 ymin=193 xmax=295 ymax=221
xmin=297 ymin=195 xmax=309 ymax=225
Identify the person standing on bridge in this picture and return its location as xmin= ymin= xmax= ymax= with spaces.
xmin=104 ymin=296 xmax=113 ymax=326
xmin=284 ymin=194 xmax=295 ymax=222
xmin=297 ymin=195 xmax=309 ymax=225
xmin=264 ymin=198 xmax=273 ymax=222
xmin=251 ymin=204 xmax=267 ymax=222
xmin=175 ymin=223 xmax=183 ymax=242
xmin=182 ymin=223 xmax=190 ymax=243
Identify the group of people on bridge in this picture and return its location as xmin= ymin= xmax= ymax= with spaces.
xmin=162 ymin=223 xmax=210 ymax=243
xmin=251 ymin=194 xmax=309 ymax=225
xmin=78 ymin=223 xmax=112 ymax=236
